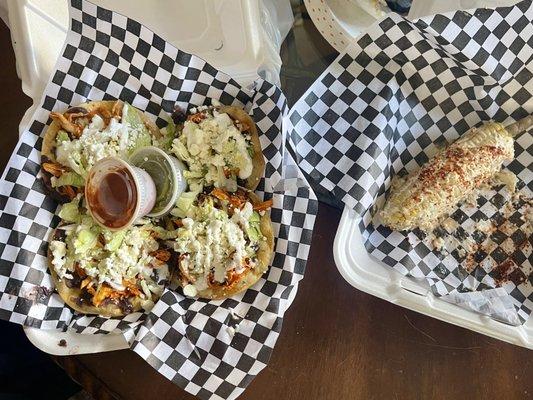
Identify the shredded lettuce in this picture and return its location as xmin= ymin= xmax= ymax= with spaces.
xmin=140 ymin=279 xmax=151 ymax=298
xmin=183 ymin=170 xmax=204 ymax=179
xmin=171 ymin=138 xmax=190 ymax=162
xmin=188 ymin=181 xmax=203 ymax=193
xmin=80 ymin=215 xmax=96 ymax=227
xmin=73 ymin=228 xmax=98 ymax=254
xmin=131 ymin=131 xmax=152 ymax=152
xmin=58 ymin=198 xmax=81 ymax=223
xmin=122 ymin=102 xmax=143 ymax=130
xmin=166 ymin=118 xmax=176 ymax=136
xmin=151 ymin=225 xmax=180 ymax=240
xmin=172 ymin=191 xmax=198 ymax=218
xmin=56 ymin=130 xmax=70 ymax=144
xmin=155 ymin=118 xmax=176 ymax=151
xmin=122 ymin=102 xmax=152 ymax=152
xmin=52 ymin=171 xmax=84 ymax=188
xmin=103 ymin=229 xmax=126 ymax=251
xmin=249 ymin=211 xmax=260 ymax=223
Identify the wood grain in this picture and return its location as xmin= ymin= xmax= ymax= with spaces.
xmin=1 ymin=10 xmax=531 ymax=400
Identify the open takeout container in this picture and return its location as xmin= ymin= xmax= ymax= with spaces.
xmin=0 ymin=1 xmax=317 ymax=399
xmin=334 ymin=208 xmax=533 ymax=349
xmin=287 ymin=0 xmax=533 ymax=348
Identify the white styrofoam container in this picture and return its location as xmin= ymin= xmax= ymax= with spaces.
xmin=8 ymin=0 xmax=279 ymax=97
xmin=15 ymin=0 xmax=530 ymax=354
xmin=8 ymin=0 xmax=285 ymax=355
xmin=7 ymin=0 xmax=285 ymax=136
xmin=305 ymin=0 xmax=522 ymax=53
xmin=334 ymin=208 xmax=533 ymax=349
xmin=408 ymin=0 xmax=520 ymax=19
xmin=304 ymin=0 xmax=378 ymax=53
xmin=304 ymin=0 xmax=531 ymax=349
xmin=24 ymin=327 xmax=129 ymax=355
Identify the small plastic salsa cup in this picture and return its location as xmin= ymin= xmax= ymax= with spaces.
xmin=85 ymin=157 xmax=156 ymax=231
xmin=129 ymin=146 xmax=187 ymax=218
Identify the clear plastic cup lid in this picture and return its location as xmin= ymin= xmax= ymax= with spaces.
xmin=129 ymin=146 xmax=188 ymax=217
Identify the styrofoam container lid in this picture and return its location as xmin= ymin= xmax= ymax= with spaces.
xmin=7 ymin=0 xmax=273 ymax=103
xmin=408 ymin=0 xmax=521 ymax=19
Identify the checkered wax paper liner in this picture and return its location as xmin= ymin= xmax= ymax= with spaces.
xmin=0 ymin=1 xmax=317 ymax=398
xmin=288 ymin=0 xmax=532 ymax=325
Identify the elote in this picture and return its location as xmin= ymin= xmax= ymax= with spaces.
xmin=380 ymin=117 xmax=532 ymax=232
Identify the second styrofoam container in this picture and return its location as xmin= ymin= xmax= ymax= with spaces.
xmin=408 ymin=0 xmax=521 ymax=19
xmin=334 ymin=207 xmax=533 ymax=349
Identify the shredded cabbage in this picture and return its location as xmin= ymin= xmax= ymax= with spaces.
xmin=58 ymin=197 xmax=81 ymax=223
xmin=172 ymin=190 xmax=201 ymax=218
xmin=122 ymin=102 xmax=152 ymax=152
xmin=52 ymin=171 xmax=84 ymax=188
xmin=103 ymin=229 xmax=126 ymax=251
xmin=56 ymin=130 xmax=70 ymax=144
xmin=73 ymin=228 xmax=99 ymax=254
xmin=153 ymin=118 xmax=176 ymax=151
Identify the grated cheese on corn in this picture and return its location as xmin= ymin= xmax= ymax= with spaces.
xmin=380 ymin=121 xmax=515 ymax=232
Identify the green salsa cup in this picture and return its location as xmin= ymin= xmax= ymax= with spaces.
xmin=129 ymin=146 xmax=187 ymax=217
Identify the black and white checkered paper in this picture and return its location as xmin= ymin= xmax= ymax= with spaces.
xmin=0 ymin=1 xmax=317 ymax=399
xmin=288 ymin=1 xmax=532 ymax=325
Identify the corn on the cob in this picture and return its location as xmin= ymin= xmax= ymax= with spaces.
xmin=380 ymin=117 xmax=532 ymax=232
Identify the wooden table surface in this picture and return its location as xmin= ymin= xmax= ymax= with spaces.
xmin=1 ymin=8 xmax=532 ymax=400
